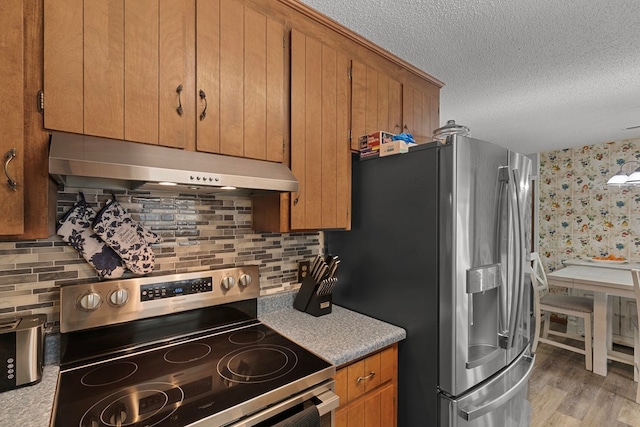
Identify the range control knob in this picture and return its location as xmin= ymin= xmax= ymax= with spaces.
xmin=78 ymin=292 xmax=102 ymax=311
xmin=221 ymin=276 xmax=235 ymax=291
xmin=238 ymin=274 xmax=252 ymax=288
xmin=109 ymin=289 xmax=129 ymax=307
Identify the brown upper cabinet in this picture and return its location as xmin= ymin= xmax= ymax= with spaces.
xmin=44 ymin=0 xmax=196 ymax=150
xmin=289 ymin=29 xmax=351 ymax=231
xmin=42 ymin=0 xmax=441 ymax=233
xmin=402 ymin=83 xmax=440 ymax=144
xmin=251 ymin=0 xmax=442 ymax=232
xmin=43 ymin=0 xmax=285 ymax=161
xmin=351 ymin=62 xmax=402 ymax=151
xmin=1 ymin=0 xmax=56 ymax=240
xmin=351 ymin=62 xmax=440 ymax=149
xmin=1 ymin=0 xmax=26 ymax=236
xmin=196 ymin=0 xmax=285 ymax=161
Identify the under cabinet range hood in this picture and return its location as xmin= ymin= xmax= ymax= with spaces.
xmin=48 ymin=132 xmax=298 ymax=195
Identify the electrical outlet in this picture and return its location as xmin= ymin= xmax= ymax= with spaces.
xmin=297 ymin=260 xmax=310 ymax=283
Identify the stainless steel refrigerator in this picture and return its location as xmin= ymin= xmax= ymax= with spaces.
xmin=325 ymin=134 xmax=535 ymax=427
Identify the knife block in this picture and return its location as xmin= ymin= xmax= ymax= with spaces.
xmin=293 ymin=276 xmax=332 ymax=317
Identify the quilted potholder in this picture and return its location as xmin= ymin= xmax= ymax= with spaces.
xmin=92 ymin=199 xmax=161 ymax=275
xmin=57 ymin=197 xmax=125 ymax=279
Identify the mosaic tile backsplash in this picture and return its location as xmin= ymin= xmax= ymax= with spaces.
xmin=0 ymin=188 xmax=321 ymax=328
xmin=538 ymin=137 xmax=640 ymax=272
xmin=5 ymin=137 xmax=638 ymax=328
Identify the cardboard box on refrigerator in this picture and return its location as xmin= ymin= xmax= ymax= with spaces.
xmin=379 ymin=139 xmax=410 ymax=156
xmin=358 ymin=131 xmax=394 ymax=159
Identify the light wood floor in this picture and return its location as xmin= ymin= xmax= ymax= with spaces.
xmin=529 ymin=341 xmax=640 ymax=426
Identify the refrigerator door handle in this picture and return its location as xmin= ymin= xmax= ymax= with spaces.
xmin=507 ymin=167 xmax=525 ymax=348
xmin=509 ymin=168 xmax=526 ymax=349
xmin=458 ymin=354 xmax=535 ymax=421
xmin=496 ymin=167 xmax=510 ymax=339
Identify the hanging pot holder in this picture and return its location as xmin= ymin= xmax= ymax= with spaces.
xmin=57 ymin=194 xmax=125 ymax=279
xmin=92 ymin=198 xmax=161 ymax=275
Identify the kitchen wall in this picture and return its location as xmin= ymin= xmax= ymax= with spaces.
xmin=538 ymin=136 xmax=640 ymax=272
xmin=0 ymin=187 xmax=321 ymax=328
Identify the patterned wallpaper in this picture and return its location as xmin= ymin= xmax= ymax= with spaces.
xmin=0 ymin=188 xmax=321 ymax=328
xmin=538 ymin=137 xmax=640 ymax=272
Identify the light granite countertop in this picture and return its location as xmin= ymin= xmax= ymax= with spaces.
xmin=0 ymin=365 xmax=58 ymax=427
xmin=257 ymin=291 xmax=406 ymax=367
xmin=1 ymin=291 xmax=405 ymax=426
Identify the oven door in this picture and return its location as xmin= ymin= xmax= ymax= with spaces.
xmin=195 ymin=380 xmax=338 ymax=427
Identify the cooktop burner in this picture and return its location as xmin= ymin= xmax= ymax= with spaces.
xmin=81 ymin=362 xmax=139 ymax=387
xmin=163 ymin=343 xmax=212 ymax=364
xmin=55 ymin=322 xmax=332 ymax=427
xmin=217 ymin=344 xmax=298 ymax=385
xmin=228 ymin=327 xmax=266 ymax=345
xmin=79 ymin=382 xmax=184 ymax=427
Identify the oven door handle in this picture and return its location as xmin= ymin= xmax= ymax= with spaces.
xmin=225 ymin=381 xmax=339 ymax=427
xmin=313 ymin=389 xmax=340 ymax=415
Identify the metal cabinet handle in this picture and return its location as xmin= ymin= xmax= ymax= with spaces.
xmin=199 ymin=89 xmax=208 ymax=121
xmin=176 ymin=84 xmax=184 ymax=116
xmin=4 ymin=148 xmax=17 ymax=191
xmin=356 ymin=371 xmax=375 ymax=384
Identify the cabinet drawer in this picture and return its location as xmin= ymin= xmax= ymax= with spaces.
xmin=335 ymin=344 xmax=397 ymax=407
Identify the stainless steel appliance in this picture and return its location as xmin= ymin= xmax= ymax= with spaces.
xmin=326 ymin=134 xmax=535 ymax=427
xmin=51 ymin=266 xmax=337 ymax=426
xmin=48 ymin=131 xmax=298 ymax=195
xmin=0 ymin=314 xmax=46 ymax=392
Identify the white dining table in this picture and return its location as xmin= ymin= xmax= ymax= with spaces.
xmin=546 ymin=260 xmax=638 ymax=376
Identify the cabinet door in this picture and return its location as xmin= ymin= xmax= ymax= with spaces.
xmin=44 ymin=0 xmax=83 ymax=133
xmin=378 ymin=383 xmax=396 ymax=427
xmin=0 ymin=0 xmax=25 ymax=235
xmin=5 ymin=0 xmax=56 ymax=240
xmin=402 ymin=82 xmax=439 ymax=144
xmin=290 ymin=29 xmax=351 ymax=230
xmin=157 ymin=0 xmax=195 ymax=150
xmin=351 ymin=61 xmax=402 ymax=150
xmin=196 ymin=0 xmax=284 ymax=161
xmin=124 ymin=0 xmax=159 ymax=144
xmin=44 ymin=0 xmax=195 ymax=148
xmin=336 ymin=383 xmax=396 ymax=427
xmin=124 ymin=0 xmax=196 ymax=148
xmin=364 ymin=383 xmax=396 ymax=427
xmin=83 ymin=0 xmax=124 ymax=138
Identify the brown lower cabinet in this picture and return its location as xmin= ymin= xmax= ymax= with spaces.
xmin=334 ymin=344 xmax=398 ymax=427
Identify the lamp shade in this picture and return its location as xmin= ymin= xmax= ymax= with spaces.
xmin=626 ymin=169 xmax=640 ymax=184
xmin=607 ymin=171 xmax=628 ymax=186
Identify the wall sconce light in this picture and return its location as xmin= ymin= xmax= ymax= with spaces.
xmin=607 ymin=160 xmax=640 ymax=186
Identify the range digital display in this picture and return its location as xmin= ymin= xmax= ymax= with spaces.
xmin=140 ymin=277 xmax=213 ymax=301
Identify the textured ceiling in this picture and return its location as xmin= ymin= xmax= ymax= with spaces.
xmin=299 ymin=0 xmax=640 ymax=155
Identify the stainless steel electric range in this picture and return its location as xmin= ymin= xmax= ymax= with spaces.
xmin=51 ymin=266 xmax=337 ymax=427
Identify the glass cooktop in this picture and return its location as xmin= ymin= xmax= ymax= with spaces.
xmin=54 ymin=323 xmax=333 ymax=427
